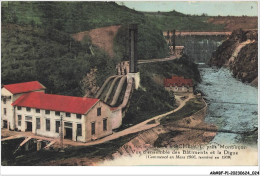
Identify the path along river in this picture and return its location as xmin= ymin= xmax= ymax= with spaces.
xmin=197 ymin=67 xmax=258 ymax=147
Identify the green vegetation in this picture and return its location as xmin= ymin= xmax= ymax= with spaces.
xmin=121 ymin=56 xmax=201 ymax=128
xmin=1 ymin=25 xmax=117 ymax=96
xmin=114 ymin=24 xmax=168 ymax=61
xmin=160 ymin=98 xmax=205 ymax=124
xmin=2 ymin=2 xmax=224 ymax=33
xmin=144 ymin=11 xmax=225 ymax=32
xmin=2 ymin=2 xmax=144 ymax=33
xmin=1 ymin=2 xmax=169 ymax=96
xmin=138 ymin=55 xmax=201 ymax=82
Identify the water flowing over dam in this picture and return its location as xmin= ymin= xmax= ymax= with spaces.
xmin=197 ymin=67 xmax=258 ymax=147
xmin=175 ymin=35 xmax=226 ymax=63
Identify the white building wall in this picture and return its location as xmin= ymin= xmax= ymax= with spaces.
xmin=110 ymin=109 xmax=122 ymax=129
xmin=165 ymin=86 xmax=193 ymax=93
xmin=1 ymin=88 xmax=14 ymax=130
xmin=13 ymin=102 xmax=113 ymax=143
xmin=15 ymin=107 xmax=86 ymax=142
xmin=85 ymin=101 xmax=112 ymax=142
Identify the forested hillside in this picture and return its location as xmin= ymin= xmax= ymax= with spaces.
xmin=1 ymin=1 xmax=168 ymax=95
xmin=2 ymin=1 xmax=144 ymax=33
xmin=1 ymin=24 xmax=116 ymax=96
xmin=144 ymin=11 xmax=225 ymax=32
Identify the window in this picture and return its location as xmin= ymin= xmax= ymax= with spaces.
xmin=97 ymin=107 xmax=101 ymax=116
xmin=91 ymin=122 xmax=95 ymax=135
xmin=66 ymin=112 xmax=71 ymax=117
xmin=55 ymin=121 xmax=60 ymax=133
xmin=25 ymin=116 xmax=32 ymax=121
xmin=3 ymin=108 xmax=6 ymax=115
xmin=36 ymin=109 xmax=40 ymax=113
xmin=45 ymin=110 xmax=50 ymax=115
xmin=3 ymin=98 xmax=6 ymax=104
xmin=36 ymin=118 xmax=40 ymax=129
xmin=103 ymin=118 xmax=107 ymax=131
xmin=76 ymin=114 xmax=82 ymax=119
xmin=46 ymin=119 xmax=50 ymax=131
xmin=18 ymin=115 xmax=22 ymax=126
xmin=55 ymin=111 xmax=60 ymax=116
xmin=26 ymin=107 xmax=31 ymax=112
xmin=77 ymin=124 xmax=82 ymax=136
xmin=17 ymin=106 xmax=22 ymax=110
xmin=64 ymin=122 xmax=72 ymax=128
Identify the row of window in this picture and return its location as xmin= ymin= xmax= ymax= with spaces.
xmin=17 ymin=115 xmax=108 ymax=136
xmin=4 ymin=106 xmax=102 ymax=119
xmin=16 ymin=107 xmax=82 ymax=119
xmin=17 ymin=115 xmax=83 ymax=136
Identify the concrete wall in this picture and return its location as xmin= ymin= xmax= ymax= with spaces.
xmin=127 ymin=72 xmax=140 ymax=90
xmin=111 ymin=108 xmax=122 ymax=129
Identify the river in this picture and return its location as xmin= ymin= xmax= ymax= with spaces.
xmin=197 ymin=67 xmax=258 ymax=147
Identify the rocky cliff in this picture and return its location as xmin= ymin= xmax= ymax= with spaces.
xmin=210 ymin=29 xmax=258 ymax=86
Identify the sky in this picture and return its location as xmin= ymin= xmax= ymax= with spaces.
xmin=117 ymin=1 xmax=258 ymax=16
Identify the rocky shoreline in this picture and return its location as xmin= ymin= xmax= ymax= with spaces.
xmin=103 ymin=97 xmax=217 ymax=164
xmin=210 ymin=29 xmax=258 ymax=86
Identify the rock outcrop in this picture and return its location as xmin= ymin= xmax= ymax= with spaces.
xmin=210 ymin=29 xmax=258 ymax=86
xmin=81 ymin=68 xmax=100 ymax=97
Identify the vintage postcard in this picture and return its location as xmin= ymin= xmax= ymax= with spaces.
xmin=1 ymin=1 xmax=259 ymax=175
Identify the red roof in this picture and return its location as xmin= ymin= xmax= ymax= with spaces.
xmin=164 ymin=76 xmax=193 ymax=87
xmin=12 ymin=92 xmax=99 ymax=114
xmin=3 ymin=81 xmax=45 ymax=94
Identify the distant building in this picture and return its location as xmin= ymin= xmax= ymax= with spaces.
xmin=164 ymin=76 xmax=193 ymax=93
xmin=1 ymin=81 xmax=112 ymax=142
xmin=169 ymin=45 xmax=184 ymax=56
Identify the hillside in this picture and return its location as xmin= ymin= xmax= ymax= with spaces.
xmin=210 ymin=29 xmax=258 ymax=86
xmin=1 ymin=1 xmax=145 ymax=33
xmin=1 ymin=2 xmax=168 ymax=96
xmin=143 ymin=11 xmax=257 ymax=32
xmin=207 ymin=16 xmax=258 ymax=31
xmin=72 ymin=25 xmax=121 ymax=57
xmin=1 ymin=24 xmax=116 ymax=96
xmin=123 ymin=55 xmax=201 ymax=128
xmin=144 ymin=13 xmax=224 ymax=32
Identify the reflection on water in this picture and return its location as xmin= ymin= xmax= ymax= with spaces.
xmin=197 ymin=67 xmax=258 ymax=147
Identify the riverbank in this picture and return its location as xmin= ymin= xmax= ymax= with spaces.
xmin=210 ymin=29 xmax=258 ymax=86
xmin=97 ymin=96 xmax=217 ymax=165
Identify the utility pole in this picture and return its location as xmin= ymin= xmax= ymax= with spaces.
xmin=59 ymin=115 xmax=64 ymax=152
xmin=171 ymin=29 xmax=176 ymax=55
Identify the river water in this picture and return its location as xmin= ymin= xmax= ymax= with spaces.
xmin=197 ymin=67 xmax=258 ymax=147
